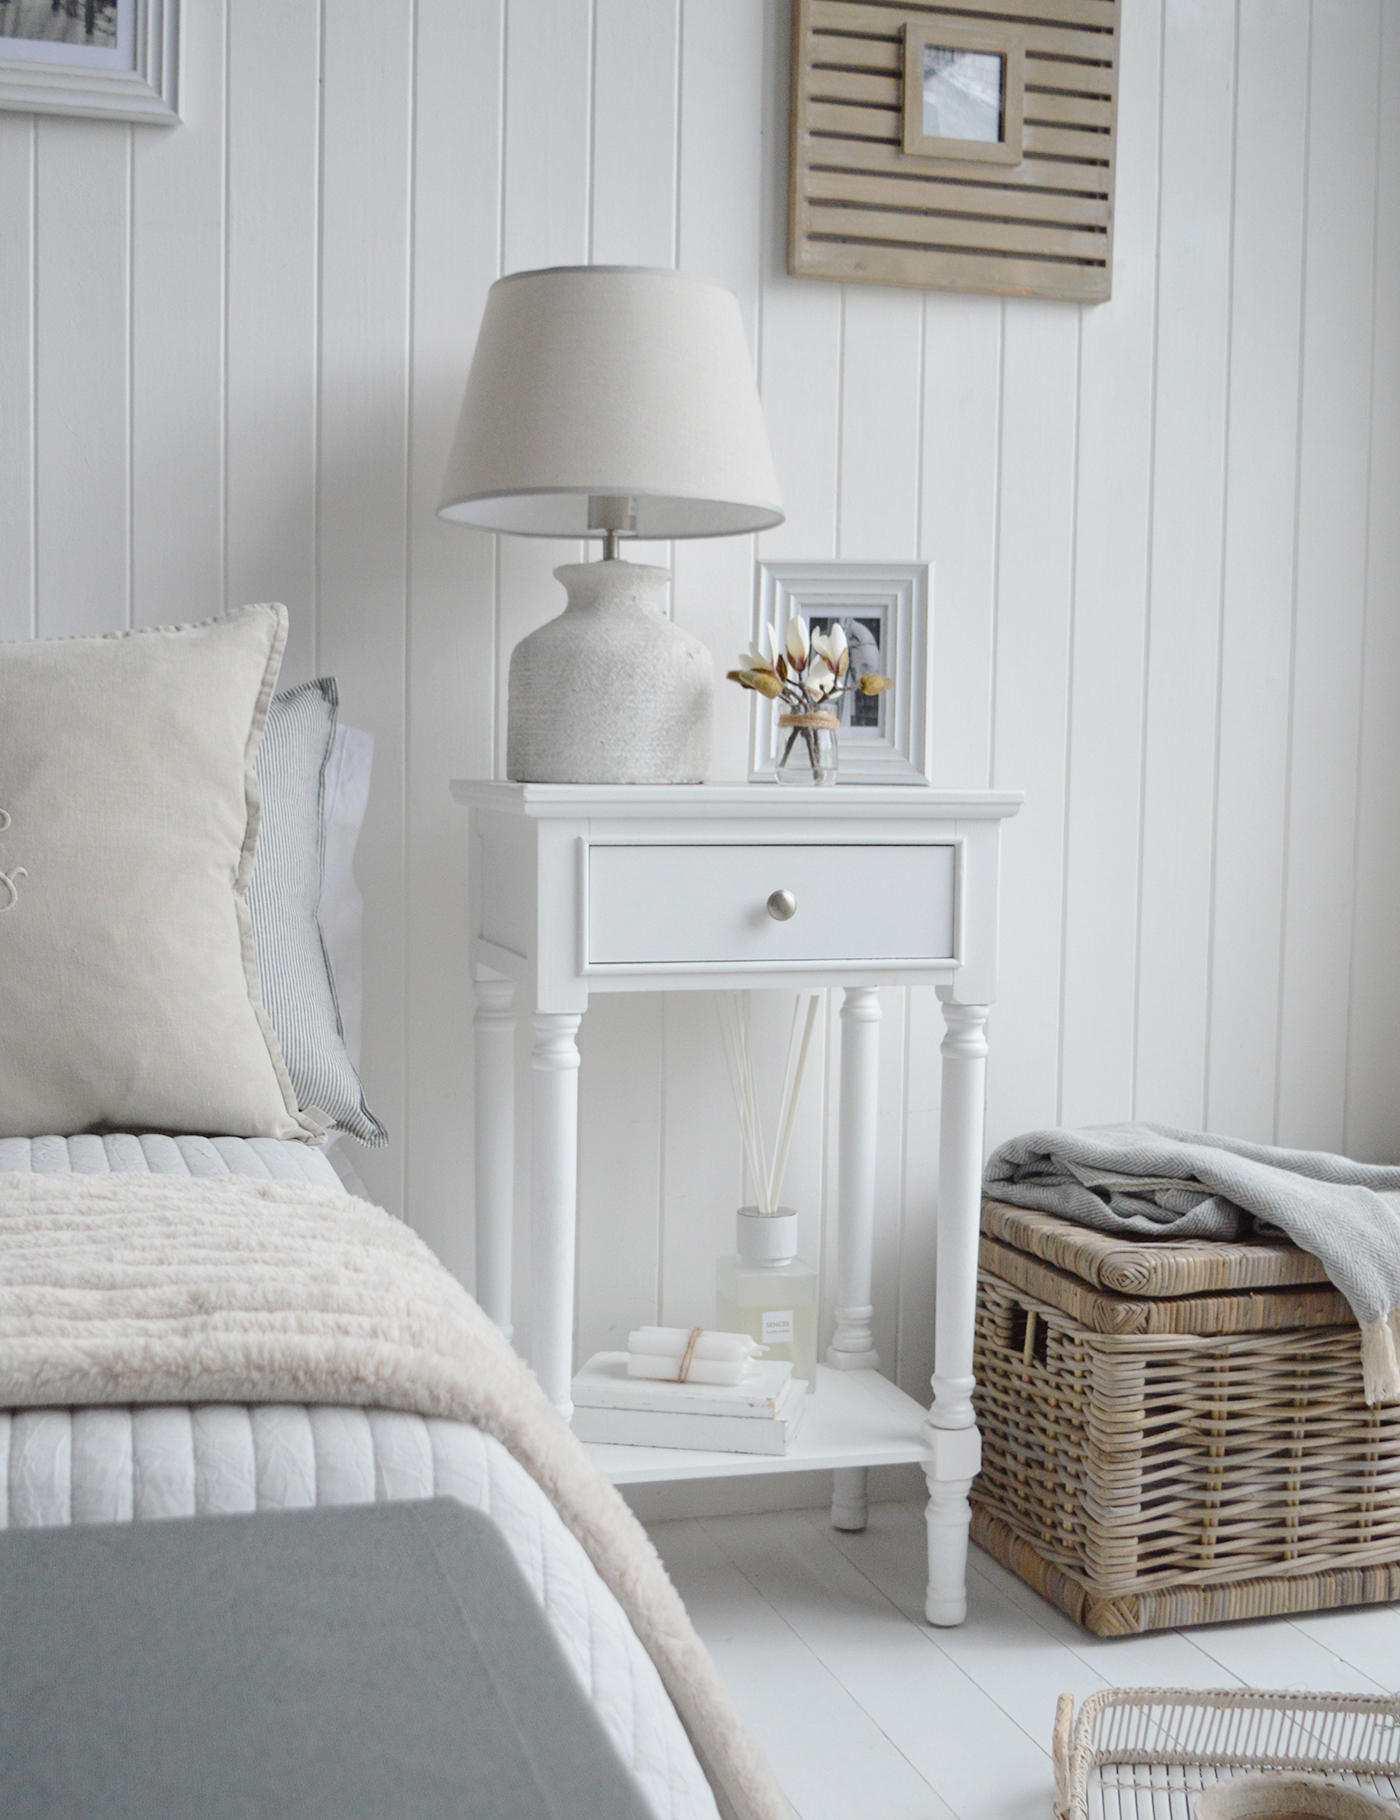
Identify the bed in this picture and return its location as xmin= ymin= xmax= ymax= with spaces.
xmin=0 ymin=607 xmax=789 ymax=1820
xmin=0 ymin=1133 xmax=724 ymax=1820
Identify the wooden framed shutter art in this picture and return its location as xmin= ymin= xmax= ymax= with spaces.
xmin=789 ymin=0 xmax=1120 ymax=303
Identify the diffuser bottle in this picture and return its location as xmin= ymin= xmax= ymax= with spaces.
xmin=715 ymin=1208 xmax=818 ymax=1393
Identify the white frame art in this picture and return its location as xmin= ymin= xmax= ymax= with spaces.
xmin=749 ymin=560 xmax=932 ymax=784
xmin=0 ymin=0 xmax=179 ymax=124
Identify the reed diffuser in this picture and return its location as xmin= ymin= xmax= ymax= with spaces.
xmin=714 ymin=993 xmax=821 ymax=1392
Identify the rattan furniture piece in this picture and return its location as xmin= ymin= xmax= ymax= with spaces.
xmin=1054 ymin=1689 xmax=1400 ymax=1820
xmin=972 ymin=1199 xmax=1400 ymax=1636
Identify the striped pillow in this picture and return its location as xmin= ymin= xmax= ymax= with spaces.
xmin=247 ymin=680 xmax=386 ymax=1146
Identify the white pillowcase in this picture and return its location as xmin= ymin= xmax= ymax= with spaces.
xmin=0 ymin=605 xmax=316 ymax=1143
xmin=321 ymin=721 xmax=374 ymax=1074
xmin=247 ymin=683 xmax=384 ymax=1145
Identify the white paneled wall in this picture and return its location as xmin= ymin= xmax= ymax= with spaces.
xmin=2 ymin=1 xmax=1398 ymax=1404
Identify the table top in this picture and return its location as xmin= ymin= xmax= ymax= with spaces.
xmin=451 ymin=780 xmax=1024 ymax=821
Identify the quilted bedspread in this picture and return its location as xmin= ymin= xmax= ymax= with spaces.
xmin=0 ymin=1136 xmax=720 ymax=1820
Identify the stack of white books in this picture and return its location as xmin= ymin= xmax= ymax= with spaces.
xmin=571 ymin=1352 xmax=808 ymax=1455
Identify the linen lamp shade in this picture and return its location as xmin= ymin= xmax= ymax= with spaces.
xmin=437 ymin=264 xmax=783 ymax=784
xmin=437 ymin=266 xmax=783 ymax=540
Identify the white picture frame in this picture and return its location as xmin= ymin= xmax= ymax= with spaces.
xmin=749 ymin=561 xmax=932 ymax=784
xmin=0 ymin=0 xmax=179 ymax=124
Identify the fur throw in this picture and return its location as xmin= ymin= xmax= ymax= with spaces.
xmin=0 ymin=1173 xmax=793 ymax=1820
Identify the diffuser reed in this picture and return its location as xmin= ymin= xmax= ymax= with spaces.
xmin=715 ymin=992 xmax=821 ymax=1215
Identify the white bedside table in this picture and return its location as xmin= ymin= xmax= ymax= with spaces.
xmin=451 ymin=781 xmax=1021 ymax=1626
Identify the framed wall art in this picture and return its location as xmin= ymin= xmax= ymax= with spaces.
xmin=750 ymin=561 xmax=931 ymax=785
xmin=901 ymin=19 xmax=1024 ymax=166
xmin=0 ymin=0 xmax=180 ymax=124
xmin=789 ymin=0 xmax=1119 ymax=303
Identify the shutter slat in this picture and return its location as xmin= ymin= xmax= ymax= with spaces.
xmin=805 ymin=134 xmax=1112 ymax=198
xmin=790 ymin=232 xmax=1112 ymax=303
xmin=805 ymin=165 xmax=1110 ymax=228
xmin=804 ymin=199 xmax=1108 ymax=261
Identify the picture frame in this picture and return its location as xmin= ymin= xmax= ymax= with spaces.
xmin=789 ymin=0 xmax=1119 ymax=303
xmin=901 ymin=19 xmax=1024 ymax=167
xmin=0 ymin=0 xmax=180 ymax=124
xmin=749 ymin=561 xmax=932 ymax=785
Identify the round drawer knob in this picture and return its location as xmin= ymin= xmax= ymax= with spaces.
xmin=767 ymin=890 xmax=797 ymax=922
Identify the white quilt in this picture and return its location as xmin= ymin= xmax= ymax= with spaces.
xmin=0 ymin=1135 xmax=720 ymax=1820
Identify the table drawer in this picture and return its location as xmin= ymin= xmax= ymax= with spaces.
xmin=586 ymin=843 xmax=956 ymax=966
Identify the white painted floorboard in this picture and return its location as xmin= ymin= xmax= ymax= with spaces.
xmin=647 ymin=1500 xmax=1400 ymax=1820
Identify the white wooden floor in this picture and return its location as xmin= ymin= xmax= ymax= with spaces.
xmin=647 ymin=1501 xmax=1400 ymax=1820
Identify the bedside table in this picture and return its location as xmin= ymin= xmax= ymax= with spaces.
xmin=451 ymin=781 xmax=1021 ymax=1626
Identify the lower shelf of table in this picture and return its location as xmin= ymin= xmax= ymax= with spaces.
xmin=580 ymin=1365 xmax=933 ymax=1486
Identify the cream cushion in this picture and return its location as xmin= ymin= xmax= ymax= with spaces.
xmin=0 ymin=604 xmax=317 ymax=1142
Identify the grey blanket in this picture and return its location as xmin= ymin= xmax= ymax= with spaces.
xmin=984 ymin=1124 xmax=1400 ymax=1404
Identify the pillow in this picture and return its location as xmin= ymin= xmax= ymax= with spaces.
xmin=322 ymin=721 xmax=375 ymax=1072
xmin=247 ymin=682 xmax=385 ymax=1145
xmin=0 ymin=604 xmax=316 ymax=1142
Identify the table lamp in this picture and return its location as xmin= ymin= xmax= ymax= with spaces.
xmin=437 ymin=265 xmax=784 ymax=784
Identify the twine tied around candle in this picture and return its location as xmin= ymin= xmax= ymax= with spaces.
xmin=677 ymin=1327 xmax=704 ymax=1383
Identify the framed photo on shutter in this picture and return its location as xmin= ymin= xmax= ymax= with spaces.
xmin=901 ymin=19 xmax=1024 ymax=167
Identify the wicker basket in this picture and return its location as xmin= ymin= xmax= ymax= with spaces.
xmin=971 ymin=1203 xmax=1400 ymax=1636
xmin=1054 ymin=1688 xmax=1400 ymax=1820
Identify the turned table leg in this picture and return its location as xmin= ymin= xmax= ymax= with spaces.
xmin=923 ymin=996 xmax=989 ymax=1625
xmin=472 ymin=977 xmax=516 ymax=1339
xmin=530 ymin=1010 xmax=582 ymax=1422
xmin=828 ymin=985 xmax=881 ymax=1531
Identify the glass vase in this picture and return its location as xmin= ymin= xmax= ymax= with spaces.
xmin=775 ymin=712 xmax=838 ymax=785
xmin=715 ymin=1208 xmax=819 ymax=1393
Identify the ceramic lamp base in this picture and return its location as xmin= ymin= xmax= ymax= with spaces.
xmin=506 ymin=559 xmax=713 ymax=784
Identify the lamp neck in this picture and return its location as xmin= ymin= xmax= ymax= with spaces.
xmin=588 ymin=494 xmax=637 ymax=564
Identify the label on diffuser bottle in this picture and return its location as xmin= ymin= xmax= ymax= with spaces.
xmin=762 ymin=1309 xmax=794 ymax=1344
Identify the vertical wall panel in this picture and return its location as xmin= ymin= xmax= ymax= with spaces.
xmin=130 ymin=0 xmax=225 ymax=627
xmin=33 ymin=119 xmax=131 ymax=635
xmin=660 ymin=991 xmax=748 ymax=1331
xmin=577 ymin=994 xmax=665 ymax=1357
xmin=1056 ymin=0 xmax=1161 ymax=1129
xmin=754 ymin=0 xmax=839 ymax=566
xmin=403 ymin=0 xmax=505 ymax=1280
xmin=984 ymin=304 xmax=1080 ymax=1147
xmin=755 ymin=281 xmax=841 ymax=564
xmin=838 ymin=288 xmax=923 ymax=561
xmin=1133 ymin=0 xmax=1237 ymax=1128
xmin=502 ymin=0 xmax=592 ymax=278
xmin=493 ymin=0 xmax=592 ymax=777
xmin=897 ymin=986 xmax=941 ymax=1400
xmin=573 ymin=0 xmax=680 ymax=1356
xmin=921 ymin=295 xmax=1000 ymax=792
xmin=224 ymin=0 xmax=322 ymax=685
xmin=0 ymin=114 xmax=34 ymax=640
xmin=1346 ymin=9 xmax=1400 ymax=1165
xmin=1206 ymin=0 xmax=1310 ymax=1142
xmin=832 ymin=272 xmax=923 ymax=1374
xmin=1276 ymin=0 xmax=1383 ymax=1149
xmin=867 ymin=987 xmax=909 ymax=1382
xmin=316 ymin=0 xmax=415 ymax=1215
xmin=655 ymin=0 xmax=774 ymax=1334
xmin=590 ymin=0 xmax=678 ymax=268
xmin=673 ymin=0 xmax=768 ymax=783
